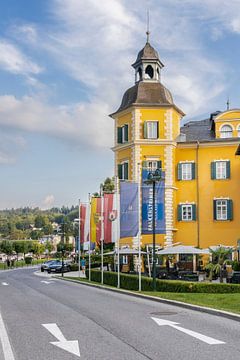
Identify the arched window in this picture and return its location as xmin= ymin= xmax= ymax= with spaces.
xmin=156 ymin=67 xmax=160 ymax=80
xmin=220 ymin=125 xmax=233 ymax=138
xmin=237 ymin=125 xmax=240 ymax=137
xmin=137 ymin=67 xmax=142 ymax=81
xmin=145 ymin=65 xmax=154 ymax=79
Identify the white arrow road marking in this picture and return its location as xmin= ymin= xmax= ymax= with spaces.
xmin=40 ymin=281 xmax=53 ymax=284
xmin=152 ymin=317 xmax=225 ymax=345
xmin=42 ymin=323 xmax=80 ymax=357
xmin=0 ymin=312 xmax=15 ymax=360
xmin=1 ymin=282 xmax=9 ymax=286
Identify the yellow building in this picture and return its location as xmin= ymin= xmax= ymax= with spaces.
xmin=110 ymin=38 xmax=240 ymax=251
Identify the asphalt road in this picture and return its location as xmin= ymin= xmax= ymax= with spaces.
xmin=0 ymin=268 xmax=240 ymax=360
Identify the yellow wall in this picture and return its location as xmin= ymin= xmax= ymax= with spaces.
xmin=215 ymin=110 xmax=240 ymax=138
xmin=175 ymin=143 xmax=240 ymax=248
xmin=114 ymin=105 xmax=240 ymax=250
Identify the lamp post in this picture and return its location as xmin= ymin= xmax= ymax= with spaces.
xmin=144 ymin=168 xmax=162 ymax=291
xmin=60 ymin=219 xmax=65 ymax=278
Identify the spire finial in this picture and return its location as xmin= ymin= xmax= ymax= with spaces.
xmin=226 ymin=97 xmax=230 ymax=110
xmin=146 ymin=10 xmax=150 ymax=43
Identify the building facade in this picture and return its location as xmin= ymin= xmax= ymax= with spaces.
xmin=110 ymin=39 xmax=240 ymax=250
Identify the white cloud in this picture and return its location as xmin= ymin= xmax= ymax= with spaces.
xmin=0 ymin=95 xmax=113 ymax=149
xmin=42 ymin=194 xmax=55 ymax=209
xmin=0 ymin=39 xmax=42 ymax=77
xmin=1 ymin=0 xmax=236 ymax=150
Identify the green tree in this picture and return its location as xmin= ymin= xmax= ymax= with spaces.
xmin=42 ymin=223 xmax=53 ymax=235
xmin=34 ymin=215 xmax=47 ymax=228
xmin=101 ymin=177 xmax=114 ymax=193
xmin=32 ymin=242 xmax=45 ymax=258
xmin=205 ymin=247 xmax=232 ymax=282
xmin=0 ymin=240 xmax=13 ymax=255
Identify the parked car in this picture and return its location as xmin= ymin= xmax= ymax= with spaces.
xmin=46 ymin=260 xmax=71 ymax=274
xmin=231 ymin=271 xmax=240 ymax=284
xmin=41 ymin=260 xmax=56 ymax=272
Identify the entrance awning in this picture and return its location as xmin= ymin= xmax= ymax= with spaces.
xmin=156 ymin=245 xmax=209 ymax=255
xmin=103 ymin=249 xmax=147 ymax=256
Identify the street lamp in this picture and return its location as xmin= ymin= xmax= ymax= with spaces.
xmin=60 ymin=220 xmax=65 ymax=278
xmin=144 ymin=168 xmax=162 ymax=291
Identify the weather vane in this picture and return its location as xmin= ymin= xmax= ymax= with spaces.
xmin=226 ymin=97 xmax=230 ymax=111
xmin=146 ymin=10 xmax=150 ymax=43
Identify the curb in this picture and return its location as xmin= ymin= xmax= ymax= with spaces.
xmin=56 ymin=276 xmax=240 ymax=323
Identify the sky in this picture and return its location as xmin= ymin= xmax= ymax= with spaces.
xmin=1 ymin=0 xmax=240 ymax=209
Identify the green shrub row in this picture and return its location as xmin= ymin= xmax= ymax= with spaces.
xmin=85 ymin=269 xmax=240 ymax=293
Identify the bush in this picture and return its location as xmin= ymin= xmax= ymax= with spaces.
xmin=85 ymin=270 xmax=240 ymax=293
xmin=70 ymin=263 xmax=79 ymax=271
xmin=25 ymin=256 xmax=32 ymax=265
xmin=232 ymin=260 xmax=240 ymax=271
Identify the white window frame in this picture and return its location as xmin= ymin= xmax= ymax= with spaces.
xmin=220 ymin=124 xmax=233 ymax=138
xmin=122 ymin=255 xmax=128 ymax=265
xmin=146 ymin=121 xmax=158 ymax=139
xmin=182 ymin=205 xmax=193 ymax=221
xmin=120 ymin=161 xmax=129 ymax=180
xmin=146 ymin=160 xmax=159 ymax=172
xmin=181 ymin=163 xmax=192 ymax=180
xmin=122 ymin=125 xmax=128 ymax=143
xmin=216 ymin=199 xmax=228 ymax=220
xmin=215 ymin=161 xmax=227 ymax=179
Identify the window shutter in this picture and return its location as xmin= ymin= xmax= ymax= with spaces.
xmin=118 ymin=164 xmax=122 ymax=180
xmin=156 ymin=122 xmax=159 ymax=138
xmin=117 ymin=127 xmax=122 ymax=144
xmin=227 ymin=199 xmax=233 ymax=220
xmin=211 ymin=162 xmax=216 ymax=179
xmin=157 ymin=160 xmax=162 ymax=169
xmin=191 ymin=163 xmax=196 ymax=180
xmin=124 ymin=162 xmax=129 ymax=180
xmin=124 ymin=124 xmax=128 ymax=142
xmin=177 ymin=163 xmax=182 ymax=180
xmin=142 ymin=161 xmax=147 ymax=169
xmin=213 ymin=200 xmax=217 ymax=220
xmin=143 ymin=122 xmax=148 ymax=139
xmin=177 ymin=205 xmax=182 ymax=221
xmin=226 ymin=161 xmax=230 ymax=179
xmin=192 ymin=204 xmax=196 ymax=221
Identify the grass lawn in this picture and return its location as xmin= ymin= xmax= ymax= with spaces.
xmin=64 ymin=276 xmax=240 ymax=315
xmin=142 ymin=292 xmax=240 ymax=314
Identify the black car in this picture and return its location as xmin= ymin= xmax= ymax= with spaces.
xmin=46 ymin=260 xmax=71 ymax=274
xmin=40 ymin=260 xmax=56 ymax=272
xmin=231 ymin=271 xmax=240 ymax=284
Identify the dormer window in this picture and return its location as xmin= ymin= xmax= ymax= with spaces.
xmin=220 ymin=125 xmax=233 ymax=138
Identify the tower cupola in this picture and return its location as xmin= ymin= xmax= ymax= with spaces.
xmin=132 ymin=40 xmax=164 ymax=83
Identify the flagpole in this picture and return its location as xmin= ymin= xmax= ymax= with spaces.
xmin=88 ymin=193 xmax=91 ymax=282
xmin=116 ymin=176 xmax=120 ymax=289
xmin=100 ymin=185 xmax=104 ymax=285
xmin=138 ymin=163 xmax=141 ymax=292
xmin=78 ymin=199 xmax=81 ymax=278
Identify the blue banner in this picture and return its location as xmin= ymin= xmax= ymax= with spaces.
xmin=120 ymin=182 xmax=139 ymax=238
xmin=142 ymin=169 xmax=165 ymax=234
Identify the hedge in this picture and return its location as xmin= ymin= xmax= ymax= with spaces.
xmin=85 ymin=269 xmax=240 ymax=293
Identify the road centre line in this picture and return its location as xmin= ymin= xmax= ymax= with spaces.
xmin=0 ymin=312 xmax=15 ymax=360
